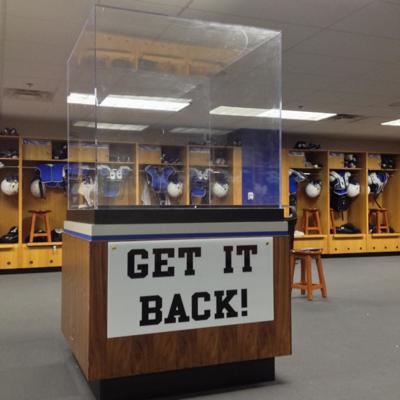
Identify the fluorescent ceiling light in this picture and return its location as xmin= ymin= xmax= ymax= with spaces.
xmin=74 ymin=121 xmax=148 ymax=131
xmin=67 ymin=93 xmax=191 ymax=112
xmin=170 ymin=127 xmax=230 ymax=135
xmin=100 ymin=95 xmax=191 ymax=112
xmin=210 ymin=106 xmax=336 ymax=121
xmin=67 ymin=92 xmax=96 ymax=105
xmin=210 ymin=106 xmax=267 ymax=118
xmin=381 ymin=119 xmax=400 ymax=126
xmin=273 ymin=109 xmax=336 ymax=121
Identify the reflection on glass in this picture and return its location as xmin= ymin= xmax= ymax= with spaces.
xmin=67 ymin=5 xmax=281 ymax=209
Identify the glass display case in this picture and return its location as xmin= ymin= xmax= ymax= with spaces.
xmin=67 ymin=5 xmax=281 ymax=209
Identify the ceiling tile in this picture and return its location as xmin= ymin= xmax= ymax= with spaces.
xmin=2 ymin=98 xmax=67 ymax=119
xmin=283 ymin=71 xmax=330 ymax=90
xmin=180 ymin=9 xmax=319 ymax=50
xmin=100 ymin=0 xmax=190 ymax=6
xmin=298 ymin=90 xmax=395 ymax=109
xmin=283 ymin=72 xmax=331 ymax=106
xmin=6 ymin=0 xmax=93 ymax=23
xmin=362 ymin=60 xmax=400 ymax=83
xmin=4 ymin=40 xmax=71 ymax=66
xmin=284 ymin=52 xmax=400 ymax=89
xmin=283 ymin=86 xmax=323 ymax=104
xmin=188 ymin=0 xmax=374 ymax=28
xmin=291 ymin=29 xmax=400 ymax=63
xmin=6 ymin=16 xmax=83 ymax=48
xmin=3 ymin=59 xmax=65 ymax=80
xmin=283 ymin=52 xmax=380 ymax=79
xmin=96 ymin=0 xmax=185 ymax=15
xmin=384 ymin=0 xmax=400 ymax=4
xmin=282 ymin=120 xmax=310 ymax=131
xmin=322 ymin=76 xmax=400 ymax=98
xmin=330 ymin=1 xmax=400 ymax=39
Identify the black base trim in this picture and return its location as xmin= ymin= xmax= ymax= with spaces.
xmin=89 ymin=358 xmax=275 ymax=400
xmin=67 ymin=207 xmax=284 ymax=224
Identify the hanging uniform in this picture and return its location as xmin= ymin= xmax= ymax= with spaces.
xmin=36 ymin=163 xmax=67 ymax=189
xmin=190 ymin=168 xmax=210 ymax=199
xmin=144 ymin=165 xmax=175 ymax=194
xmin=368 ymin=172 xmax=389 ymax=196
xmin=330 ymin=171 xmax=350 ymax=212
xmin=97 ymin=165 xmax=132 ymax=198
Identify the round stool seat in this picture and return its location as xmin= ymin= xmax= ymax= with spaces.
xmin=292 ymin=248 xmax=322 ymax=255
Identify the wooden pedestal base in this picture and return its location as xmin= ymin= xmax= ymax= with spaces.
xmin=62 ymin=234 xmax=291 ymax=381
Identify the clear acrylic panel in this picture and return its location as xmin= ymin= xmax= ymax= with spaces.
xmin=67 ymin=5 xmax=281 ymax=209
xmin=67 ymin=9 xmax=97 ymax=210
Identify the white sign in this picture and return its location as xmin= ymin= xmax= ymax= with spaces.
xmin=107 ymin=237 xmax=274 ymax=338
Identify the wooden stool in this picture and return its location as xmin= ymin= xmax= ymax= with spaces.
xmin=369 ymin=208 xmax=389 ymax=233
xmin=29 ymin=210 xmax=52 ymax=243
xmin=290 ymin=249 xmax=327 ymax=301
xmin=330 ymin=208 xmax=335 ymax=234
xmin=302 ymin=208 xmax=322 ymax=235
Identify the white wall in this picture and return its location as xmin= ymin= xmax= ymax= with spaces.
xmin=1 ymin=118 xmax=66 ymax=140
xmin=2 ymin=117 xmax=400 ymax=153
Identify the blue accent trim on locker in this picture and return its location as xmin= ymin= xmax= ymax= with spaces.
xmin=64 ymin=229 xmax=289 ymax=242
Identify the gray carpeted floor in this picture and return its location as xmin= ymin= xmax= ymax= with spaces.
xmin=0 ymin=256 xmax=399 ymax=400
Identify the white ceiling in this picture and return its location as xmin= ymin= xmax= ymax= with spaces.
xmin=1 ymin=0 xmax=400 ymax=139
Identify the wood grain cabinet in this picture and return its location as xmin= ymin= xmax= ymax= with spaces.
xmin=62 ymin=229 xmax=291 ymax=385
xmin=0 ymin=246 xmax=19 ymax=269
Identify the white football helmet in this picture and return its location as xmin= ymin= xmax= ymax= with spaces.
xmin=347 ymin=182 xmax=360 ymax=198
xmin=167 ymin=181 xmax=183 ymax=198
xmin=305 ymin=181 xmax=321 ymax=198
xmin=30 ymin=179 xmax=45 ymax=198
xmin=1 ymin=177 xmax=18 ymax=196
xmin=212 ymin=182 xmax=229 ymax=198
